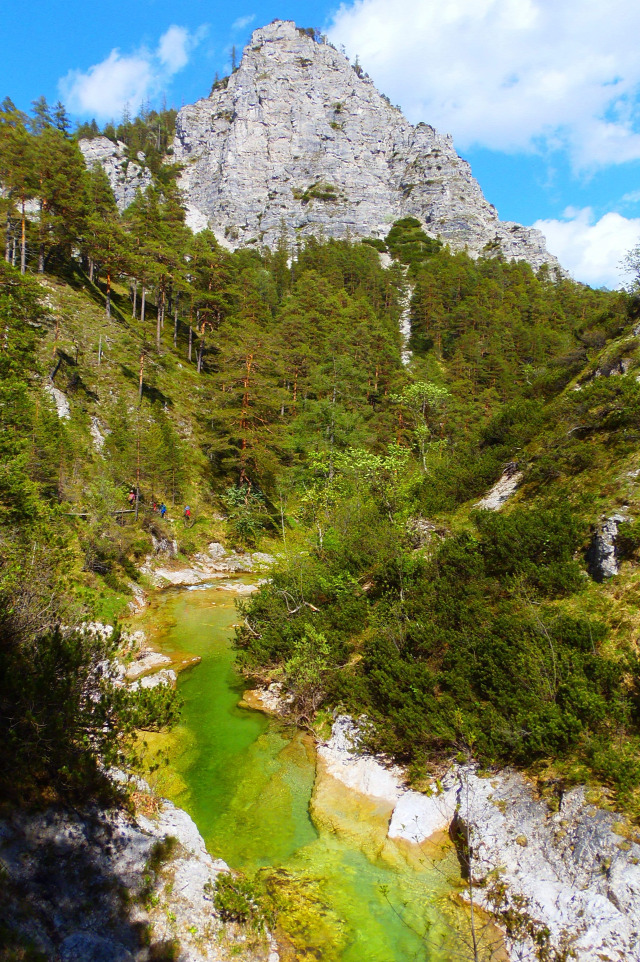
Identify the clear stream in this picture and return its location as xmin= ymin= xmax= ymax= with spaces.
xmin=140 ymin=583 xmax=474 ymax=962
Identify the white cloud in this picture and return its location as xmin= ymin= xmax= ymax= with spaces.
xmin=158 ymin=26 xmax=191 ymax=73
xmin=60 ymin=25 xmax=203 ymax=119
xmin=533 ymin=208 xmax=640 ymax=288
xmin=61 ymin=50 xmax=153 ymax=119
xmin=327 ymin=0 xmax=640 ymax=170
xmin=621 ymin=190 xmax=640 ymax=207
xmin=232 ymin=15 xmax=256 ymax=32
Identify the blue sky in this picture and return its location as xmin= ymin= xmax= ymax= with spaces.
xmin=3 ymin=0 xmax=640 ymax=288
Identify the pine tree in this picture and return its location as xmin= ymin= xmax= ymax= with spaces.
xmin=84 ymin=163 xmax=119 ymax=284
xmin=188 ymin=230 xmax=236 ymax=367
xmin=212 ymin=271 xmax=286 ymax=489
xmin=124 ymin=183 xmax=189 ymax=348
xmin=30 ymin=96 xmax=53 ymax=134
xmin=0 ymin=101 xmax=35 ymax=272
xmin=34 ymin=128 xmax=88 ymax=271
xmin=84 ymin=163 xmax=130 ymax=316
xmin=123 ymin=187 xmax=158 ymax=323
xmin=53 ymin=101 xmax=71 ymax=137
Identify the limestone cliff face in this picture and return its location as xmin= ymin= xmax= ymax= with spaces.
xmin=79 ymin=136 xmax=152 ymax=211
xmin=172 ymin=20 xmax=560 ymax=272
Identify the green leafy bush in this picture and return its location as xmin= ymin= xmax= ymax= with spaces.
xmin=212 ymin=872 xmax=274 ymax=931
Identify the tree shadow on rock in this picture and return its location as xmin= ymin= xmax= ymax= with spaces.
xmin=0 ymin=804 xmax=168 ymax=962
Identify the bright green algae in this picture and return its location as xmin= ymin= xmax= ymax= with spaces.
xmin=140 ymin=585 xmax=475 ymax=962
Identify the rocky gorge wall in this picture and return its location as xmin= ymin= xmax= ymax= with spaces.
xmin=290 ymin=712 xmax=640 ymax=962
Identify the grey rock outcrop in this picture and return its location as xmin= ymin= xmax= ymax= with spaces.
xmin=398 ymin=276 xmax=414 ymax=366
xmin=587 ymin=512 xmax=628 ymax=581
xmin=0 ymin=793 xmax=240 ymax=962
xmin=90 ymin=416 xmax=107 ymax=452
xmin=44 ymin=380 xmax=70 ymax=419
xmin=475 ymin=461 xmax=523 ymax=511
xmin=150 ymin=533 xmax=178 ymax=558
xmin=456 ymin=769 xmax=640 ymax=962
xmin=172 ymin=20 xmax=561 ymax=273
xmin=406 ymin=516 xmax=445 ymax=549
xmin=79 ymin=137 xmax=152 ymax=211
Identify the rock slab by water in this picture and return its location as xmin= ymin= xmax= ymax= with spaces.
xmin=0 ymin=787 xmax=273 ymax=962
xmin=319 ymin=716 xmax=640 ymax=962
xmin=457 ymin=769 xmax=640 ymax=962
xmin=145 ymin=543 xmax=275 ymax=588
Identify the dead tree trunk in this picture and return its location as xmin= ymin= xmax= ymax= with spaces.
xmin=20 ymin=199 xmax=26 ymax=274
xmin=173 ymin=294 xmax=179 ymax=348
xmin=5 ymin=210 xmax=11 ymax=263
xmin=197 ymin=333 xmax=205 ymax=373
xmin=138 ymin=350 xmax=144 ymax=403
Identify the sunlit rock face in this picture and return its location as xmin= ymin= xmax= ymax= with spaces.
xmin=78 ymin=137 xmax=152 ymax=211
xmin=172 ymin=20 xmax=561 ymax=272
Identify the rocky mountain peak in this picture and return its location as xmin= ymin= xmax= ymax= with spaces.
xmin=171 ymin=20 xmax=561 ymax=272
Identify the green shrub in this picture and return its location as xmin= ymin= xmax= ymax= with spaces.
xmin=385 ymin=218 xmax=442 ymax=267
xmin=362 ymin=237 xmax=387 ymax=253
xmin=615 ymin=519 xmax=640 ymax=559
xmin=212 ymin=872 xmax=274 ymax=931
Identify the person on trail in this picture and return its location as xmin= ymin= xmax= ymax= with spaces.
xmin=160 ymin=503 xmax=167 ymax=519
xmin=184 ymin=505 xmax=191 ymax=522
xmin=152 ymin=501 xmax=157 ymax=513
xmin=127 ymin=489 xmax=135 ymax=507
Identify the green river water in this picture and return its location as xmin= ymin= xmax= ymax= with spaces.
xmin=140 ymin=583 xmax=476 ymax=962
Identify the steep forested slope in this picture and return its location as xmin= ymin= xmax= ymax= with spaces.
xmin=1 ymin=98 xmax=640 ymax=820
xmin=236 ymin=224 xmax=640 ymax=817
